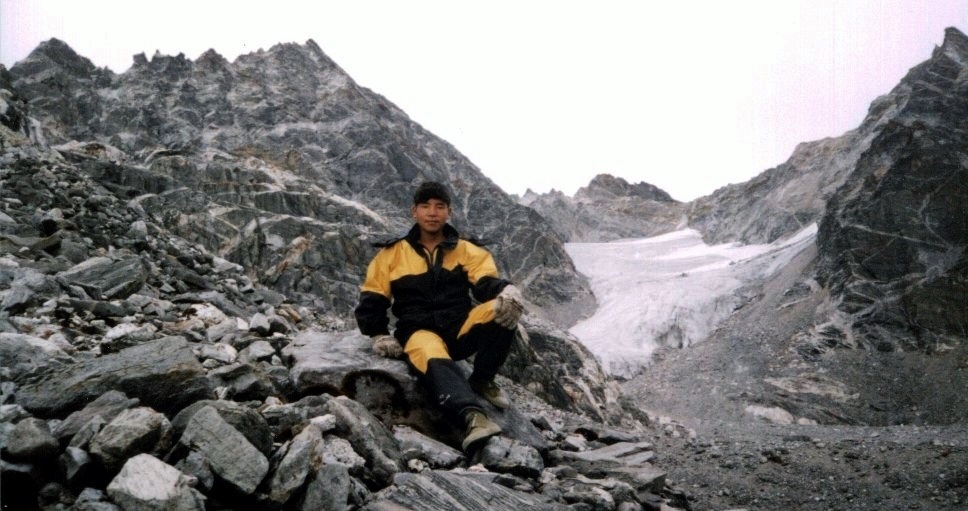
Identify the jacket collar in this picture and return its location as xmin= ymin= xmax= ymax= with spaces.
xmin=405 ymin=223 xmax=460 ymax=252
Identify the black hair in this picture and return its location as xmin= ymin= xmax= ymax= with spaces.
xmin=413 ymin=181 xmax=451 ymax=205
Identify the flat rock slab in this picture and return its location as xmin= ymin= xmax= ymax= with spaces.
xmin=56 ymin=255 xmax=147 ymax=299
xmin=285 ymin=330 xmax=419 ymax=397
xmin=16 ymin=336 xmax=213 ymax=417
xmin=367 ymin=470 xmax=560 ymax=511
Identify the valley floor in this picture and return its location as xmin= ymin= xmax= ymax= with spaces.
xmin=639 ymin=417 xmax=968 ymax=510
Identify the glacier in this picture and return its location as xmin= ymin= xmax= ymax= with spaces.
xmin=566 ymin=224 xmax=817 ymax=377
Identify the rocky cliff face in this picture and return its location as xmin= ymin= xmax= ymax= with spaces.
xmin=7 ymin=38 xmax=593 ymax=326
xmin=520 ymin=174 xmax=686 ymax=242
xmin=812 ymin=27 xmax=968 ymax=353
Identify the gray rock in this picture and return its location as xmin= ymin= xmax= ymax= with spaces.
xmin=393 ymin=424 xmax=464 ymax=469
xmin=171 ymin=399 xmax=273 ymax=457
xmin=248 ymin=312 xmax=271 ymax=336
xmin=73 ymin=488 xmax=122 ymax=511
xmin=285 ymin=330 xmax=417 ymax=396
xmin=476 ymin=436 xmax=545 ymax=479
xmin=553 ymin=442 xmax=655 ymax=465
xmin=0 ymin=332 xmax=74 ymax=381
xmin=319 ymin=434 xmax=366 ymax=474
xmin=4 ymin=417 xmax=59 ymax=461
xmin=89 ymin=407 xmax=172 ymax=469
xmin=324 ymin=396 xmax=401 ymax=486
xmin=59 ymin=446 xmax=95 ymax=486
xmin=369 ymin=470 xmax=559 ymax=510
xmin=56 ymin=255 xmax=147 ymax=300
xmin=67 ymin=416 xmax=106 ymax=449
xmin=267 ymin=423 xmax=323 ymax=505
xmin=174 ymin=451 xmax=215 ymax=492
xmin=205 ymin=362 xmax=277 ymax=402
xmin=106 ymin=454 xmax=205 ymax=511
xmin=298 ymin=464 xmax=352 ymax=511
xmin=16 ymin=336 xmax=213 ymax=417
xmin=238 ymin=339 xmax=275 ymax=363
xmin=179 ymin=406 xmax=269 ymax=494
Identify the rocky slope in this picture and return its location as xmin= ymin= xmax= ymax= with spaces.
xmin=0 ymin=39 xmax=701 ymax=510
xmin=0 ymin=67 xmax=680 ymax=509
xmin=6 ymin=38 xmax=593 ymax=327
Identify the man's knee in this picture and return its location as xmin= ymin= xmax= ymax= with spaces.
xmin=404 ymin=330 xmax=451 ymax=373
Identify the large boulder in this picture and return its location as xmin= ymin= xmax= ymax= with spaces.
xmin=16 ymin=336 xmax=213 ymax=417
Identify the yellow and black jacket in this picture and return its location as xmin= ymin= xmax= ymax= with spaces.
xmin=355 ymin=223 xmax=510 ymax=344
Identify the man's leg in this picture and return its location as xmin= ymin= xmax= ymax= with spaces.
xmin=452 ymin=301 xmax=515 ymax=408
xmin=404 ymin=330 xmax=501 ymax=449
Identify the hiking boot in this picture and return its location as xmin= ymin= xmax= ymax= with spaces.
xmin=469 ymin=378 xmax=510 ymax=409
xmin=462 ymin=410 xmax=502 ymax=451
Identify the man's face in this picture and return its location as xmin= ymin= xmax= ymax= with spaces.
xmin=411 ymin=199 xmax=451 ymax=235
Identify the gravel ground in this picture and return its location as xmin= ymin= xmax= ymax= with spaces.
xmin=640 ymin=418 xmax=968 ymax=510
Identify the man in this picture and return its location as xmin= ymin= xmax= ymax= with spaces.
xmin=354 ymin=181 xmax=524 ymax=450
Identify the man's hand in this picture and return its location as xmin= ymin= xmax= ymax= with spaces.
xmin=493 ymin=285 xmax=524 ymax=329
xmin=372 ymin=334 xmax=403 ymax=358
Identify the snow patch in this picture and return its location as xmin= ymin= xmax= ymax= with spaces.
xmin=567 ymin=225 xmax=817 ymax=377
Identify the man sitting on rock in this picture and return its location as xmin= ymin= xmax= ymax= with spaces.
xmin=354 ymin=181 xmax=525 ymax=450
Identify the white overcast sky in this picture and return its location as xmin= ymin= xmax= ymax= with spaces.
xmin=2 ymin=1 xmax=966 ymax=201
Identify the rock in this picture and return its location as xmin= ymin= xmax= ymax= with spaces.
xmin=267 ymin=423 xmax=323 ymax=505
xmin=89 ymin=407 xmax=172 ymax=469
xmin=73 ymin=487 xmax=122 ymax=511
xmin=171 ymin=400 xmax=273 ymax=457
xmin=53 ymin=390 xmax=138 ymax=442
xmin=3 ymin=417 xmax=59 ymax=461
xmin=59 ymin=446 xmax=97 ymax=486
xmin=393 ymin=424 xmax=464 ymax=469
xmin=324 ymin=396 xmax=401 ymax=486
xmin=298 ymin=464 xmax=353 ymax=511
xmin=205 ymin=362 xmax=278 ymax=401
xmin=179 ymin=406 xmax=269 ymax=494
xmin=56 ymin=255 xmax=147 ymax=300
xmin=248 ymin=312 xmax=271 ymax=336
xmin=238 ymin=339 xmax=275 ymax=363
xmin=476 ymin=436 xmax=545 ymax=479
xmin=318 ymin=434 xmax=366 ymax=474
xmin=106 ymin=454 xmax=205 ymax=511
xmin=174 ymin=451 xmax=215 ymax=492
xmin=16 ymin=336 xmax=213 ymax=417
xmin=370 ymin=470 xmax=558 ymax=510
xmin=68 ymin=416 xmax=106 ymax=450
xmin=0 ymin=332 xmax=74 ymax=381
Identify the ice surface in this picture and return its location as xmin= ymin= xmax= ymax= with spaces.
xmin=566 ymin=224 xmax=817 ymax=377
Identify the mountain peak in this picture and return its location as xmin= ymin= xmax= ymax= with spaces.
xmin=938 ymin=26 xmax=968 ymax=63
xmin=579 ymin=173 xmax=676 ymax=203
xmin=17 ymin=38 xmax=97 ymax=77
